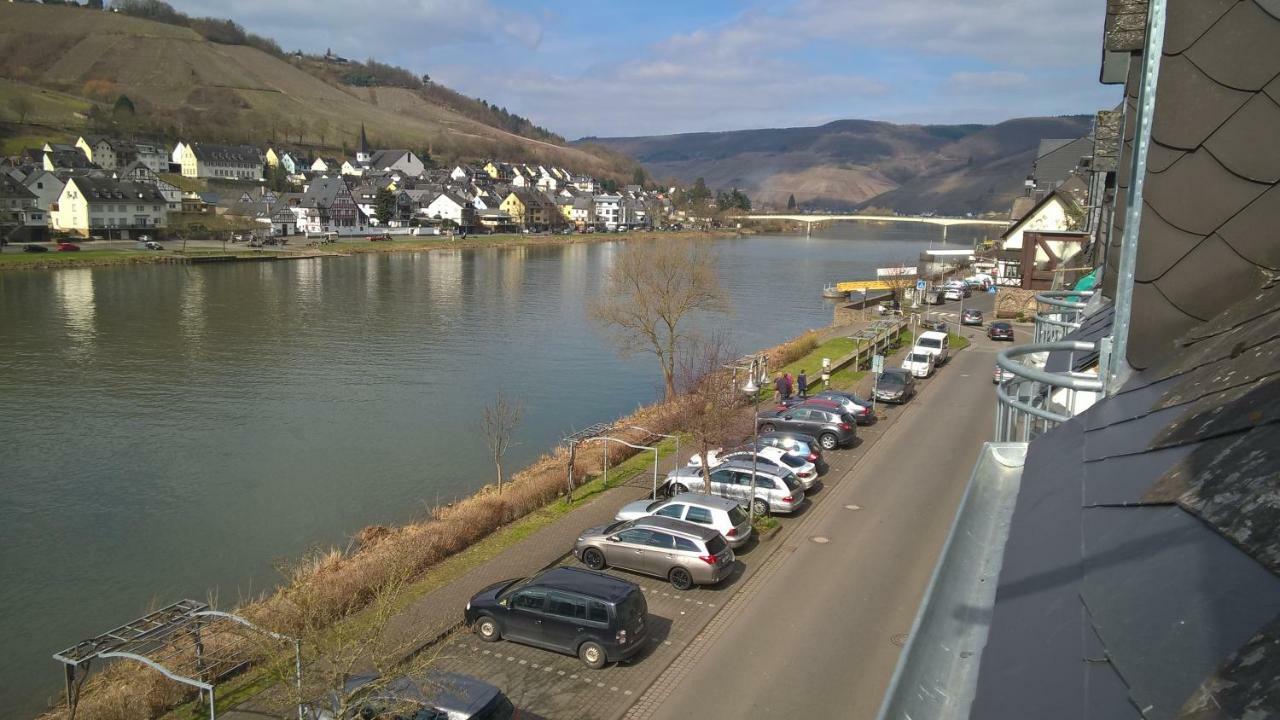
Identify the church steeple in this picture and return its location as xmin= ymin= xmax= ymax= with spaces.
xmin=357 ymin=123 xmax=371 ymax=164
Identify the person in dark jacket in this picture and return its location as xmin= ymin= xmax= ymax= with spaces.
xmin=797 ymin=370 xmax=808 ymax=399
xmin=783 ymin=372 xmax=794 ymax=401
xmin=775 ymin=373 xmax=788 ymax=400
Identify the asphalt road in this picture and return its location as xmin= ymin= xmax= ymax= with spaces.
xmin=638 ymin=311 xmax=1001 ymax=720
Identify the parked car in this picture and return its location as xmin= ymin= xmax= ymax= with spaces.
xmin=920 ymin=318 xmax=948 ymax=333
xmin=988 ymin=322 xmax=1015 ymax=341
xmin=690 ymin=446 xmax=819 ymax=488
xmin=993 ymin=363 xmax=1016 ymax=384
xmin=303 ymin=671 xmax=517 ymax=720
xmin=614 ymin=492 xmax=753 ymax=548
xmin=914 ymin=330 xmax=951 ymax=365
xmin=813 ymin=390 xmax=876 ymax=424
xmin=902 ymin=350 xmax=936 ymax=378
xmin=874 ymin=368 xmax=917 ymax=403
xmin=756 ymin=404 xmax=857 ymax=450
xmin=810 ymin=391 xmax=875 ymax=424
xmin=961 ymin=308 xmax=984 ymax=326
xmin=368 ymin=233 xmax=392 ymax=242
xmin=56 ymin=242 xmax=80 ymax=252
xmin=662 ymin=462 xmax=805 ymax=516
xmin=755 ymin=432 xmax=829 ymax=472
xmin=464 ymin=566 xmax=648 ymax=669
xmin=23 ymin=244 xmax=49 ymax=253
xmin=943 ymin=287 xmax=964 ymax=301
xmin=574 ymin=516 xmax=735 ymax=590
xmin=143 ymin=241 xmax=164 ymax=251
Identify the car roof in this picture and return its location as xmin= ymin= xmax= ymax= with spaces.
xmin=882 ymin=368 xmax=912 ymax=378
xmin=631 ymin=515 xmax=721 ymax=541
xmin=720 ymin=459 xmax=787 ymax=477
xmin=531 ymin=566 xmax=639 ymax=602
xmin=918 ymin=330 xmax=948 ymax=340
xmin=668 ymin=492 xmax=741 ymax=511
xmin=992 ymin=321 xmax=1012 ymax=327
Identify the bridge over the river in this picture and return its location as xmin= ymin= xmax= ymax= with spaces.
xmin=740 ymin=213 xmax=1008 ymax=228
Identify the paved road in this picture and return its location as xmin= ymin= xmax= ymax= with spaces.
xmin=633 ymin=328 xmax=1002 ymax=720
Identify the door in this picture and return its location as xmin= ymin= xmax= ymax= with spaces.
xmin=543 ymin=592 xmax=590 ymax=652
xmin=610 ymin=528 xmax=654 ymax=572
xmin=505 ymin=589 xmax=548 ymax=644
xmin=642 ymin=530 xmax=678 ymax=576
xmin=708 ymin=468 xmax=736 ymax=501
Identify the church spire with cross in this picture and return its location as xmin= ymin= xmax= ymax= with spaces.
xmin=356 ymin=123 xmax=371 ymax=164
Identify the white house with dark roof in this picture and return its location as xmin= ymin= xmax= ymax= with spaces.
xmin=179 ymin=143 xmax=263 ymax=180
xmin=50 ymin=176 xmax=167 ymax=238
xmin=424 ymin=191 xmax=475 ymax=229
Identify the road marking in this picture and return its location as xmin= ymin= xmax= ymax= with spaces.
xmin=811 ymin=536 xmax=831 ymax=544
xmin=845 ymin=504 xmax=861 ymax=510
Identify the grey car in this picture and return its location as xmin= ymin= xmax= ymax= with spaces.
xmin=756 ymin=405 xmax=857 ymax=450
xmin=614 ymin=492 xmax=754 ymax=548
xmin=574 ymin=516 xmax=735 ymax=590
xmin=662 ymin=461 xmax=805 ymax=516
xmin=304 ymin=671 xmax=516 ymax=719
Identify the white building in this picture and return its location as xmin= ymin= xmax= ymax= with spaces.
xmin=179 ymin=143 xmax=264 ymax=181
xmin=51 ymin=176 xmax=168 ymax=239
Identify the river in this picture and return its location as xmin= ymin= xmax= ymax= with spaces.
xmin=0 ymin=224 xmax=988 ymax=715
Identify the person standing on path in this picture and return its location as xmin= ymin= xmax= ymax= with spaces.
xmin=797 ymin=369 xmax=808 ymax=399
xmin=783 ymin=372 xmax=794 ymax=401
xmin=775 ymin=373 xmax=788 ymax=401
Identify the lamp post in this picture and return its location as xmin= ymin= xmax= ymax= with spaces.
xmin=740 ymin=359 xmax=764 ymax=525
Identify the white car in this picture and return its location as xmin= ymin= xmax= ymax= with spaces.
xmin=902 ymin=350 xmax=935 ymax=378
xmin=613 ymin=492 xmax=754 ymax=548
xmin=915 ymin=330 xmax=951 ymax=365
xmin=944 ymin=287 xmax=964 ymax=301
xmin=689 ymin=446 xmax=819 ymax=489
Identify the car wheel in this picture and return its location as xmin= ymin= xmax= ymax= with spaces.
xmin=582 ymin=547 xmax=606 ymax=571
xmin=579 ymin=640 xmax=607 ymax=669
xmin=474 ymin=615 xmax=501 ymax=642
xmin=760 ymin=423 xmax=776 ymax=433
xmin=819 ymin=433 xmax=838 ymax=450
xmin=752 ymin=498 xmax=770 ymax=517
xmin=669 ymin=566 xmax=694 ymax=591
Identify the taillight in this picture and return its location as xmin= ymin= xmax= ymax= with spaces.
xmin=617 ymin=629 xmax=628 ymax=644
xmin=807 ymin=453 xmax=818 ymax=461
xmin=840 ymin=423 xmax=852 ymax=430
xmin=698 ymin=554 xmax=718 ymax=565
xmin=781 ymin=495 xmax=795 ymax=503
xmin=726 ymin=528 xmax=737 ymax=538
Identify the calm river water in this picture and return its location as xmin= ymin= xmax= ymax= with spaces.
xmin=0 ymin=224 xmax=986 ymax=714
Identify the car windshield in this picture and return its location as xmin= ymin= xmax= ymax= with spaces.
xmin=780 ymin=473 xmax=802 ymax=492
xmin=705 ymin=535 xmax=728 ymax=555
xmin=880 ymin=373 xmax=907 ymax=387
xmin=645 ymin=499 xmax=666 ymax=512
xmin=918 ymin=338 xmax=942 ymax=349
xmin=778 ymin=453 xmax=804 ymax=468
xmin=617 ymin=590 xmax=646 ymax=628
xmin=474 ymin=693 xmax=517 ymax=720
xmin=907 ymin=353 xmax=929 ymax=363
xmin=993 ymin=323 xmax=1011 ymax=330
xmin=727 ymin=505 xmax=748 ymax=526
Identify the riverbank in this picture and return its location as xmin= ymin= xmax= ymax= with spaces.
xmin=38 ymin=327 xmax=820 ymax=720
xmin=0 ymin=229 xmax=737 ymax=273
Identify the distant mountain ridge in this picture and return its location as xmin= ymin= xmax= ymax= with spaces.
xmin=580 ymin=115 xmax=1095 ymax=214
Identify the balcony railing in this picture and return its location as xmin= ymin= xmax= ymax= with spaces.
xmin=995 ymin=341 xmax=1103 ymax=442
xmin=1033 ymin=290 xmax=1094 ymax=343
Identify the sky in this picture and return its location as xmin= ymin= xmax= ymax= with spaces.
xmin=163 ymin=0 xmax=1120 ymax=139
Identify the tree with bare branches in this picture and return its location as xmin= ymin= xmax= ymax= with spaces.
xmin=675 ymin=331 xmax=753 ymax=493
xmin=591 ymin=240 xmax=728 ymax=400
xmin=9 ymin=95 xmax=34 ymax=125
xmin=480 ymin=389 xmax=524 ymax=494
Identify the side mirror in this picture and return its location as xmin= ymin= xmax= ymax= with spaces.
xmin=498 ymin=598 xmax=509 ymax=608
xmin=609 ymin=535 xmax=620 ymax=542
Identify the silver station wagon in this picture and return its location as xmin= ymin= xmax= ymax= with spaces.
xmin=573 ymin=516 xmax=736 ymax=590
xmin=662 ymin=461 xmax=806 ymax=516
xmin=613 ymin=492 xmax=754 ymax=548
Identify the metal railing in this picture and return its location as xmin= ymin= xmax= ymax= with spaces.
xmin=1033 ymin=290 xmax=1094 ymax=343
xmin=995 ymin=341 xmax=1103 ymax=442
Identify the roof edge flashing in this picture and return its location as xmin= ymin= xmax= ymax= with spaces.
xmin=876 ymin=442 xmax=1028 ymax=720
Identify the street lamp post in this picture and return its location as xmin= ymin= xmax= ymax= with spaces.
xmin=740 ymin=358 xmax=764 ymax=525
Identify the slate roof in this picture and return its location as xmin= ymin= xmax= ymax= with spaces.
xmin=70 ymin=176 xmax=165 ymax=202
xmin=1104 ymin=0 xmax=1280 ymax=371
xmin=1033 ymin=137 xmax=1094 ymax=189
xmin=0 ymin=172 xmax=36 ymax=200
xmin=365 ymin=149 xmax=414 ymax=169
xmin=190 ymin=143 xmax=263 ymax=165
xmin=299 ymin=176 xmax=350 ymax=208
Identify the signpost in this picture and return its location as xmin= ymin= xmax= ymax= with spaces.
xmin=870 ymin=354 xmax=884 ymax=411
xmin=913 ymin=279 xmax=926 ymax=308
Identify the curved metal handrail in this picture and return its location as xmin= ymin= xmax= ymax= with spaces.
xmin=995 ymin=342 xmax=1104 ymax=391
xmin=995 ymin=341 xmax=1102 ymax=440
xmin=1035 ymin=289 xmax=1094 ymax=309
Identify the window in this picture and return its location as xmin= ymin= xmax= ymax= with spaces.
xmin=587 ymin=600 xmax=609 ymax=624
xmin=685 ymin=506 xmax=713 ymax=525
xmin=740 ymin=473 xmax=774 ymax=490
xmin=673 ymin=536 xmax=699 ymax=552
xmin=709 ymin=469 xmax=734 ymax=485
xmin=655 ymin=504 xmax=684 ymax=519
xmin=644 ymin=532 xmax=676 ymax=550
xmin=616 ymin=528 xmax=654 ymax=545
xmin=512 ymin=590 xmax=546 ymax=612
xmin=546 ymin=592 xmax=587 ymax=620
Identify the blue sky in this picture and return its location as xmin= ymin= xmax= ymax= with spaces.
xmin=164 ymin=0 xmax=1121 ymax=138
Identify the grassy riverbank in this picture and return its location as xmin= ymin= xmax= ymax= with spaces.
xmin=0 ymin=229 xmax=737 ymax=273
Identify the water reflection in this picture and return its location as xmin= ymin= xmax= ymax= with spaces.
xmin=178 ymin=269 xmax=206 ymax=349
xmin=52 ymin=268 xmax=96 ymax=359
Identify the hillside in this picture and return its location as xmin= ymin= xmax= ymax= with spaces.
xmin=0 ymin=3 xmax=634 ymax=177
xmin=581 ymin=115 xmax=1095 ymax=214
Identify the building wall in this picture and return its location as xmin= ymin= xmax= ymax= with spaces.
xmin=1003 ymin=198 xmax=1070 ymax=252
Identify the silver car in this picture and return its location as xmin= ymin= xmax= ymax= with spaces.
xmin=574 ymin=516 xmax=735 ymax=590
xmin=663 ymin=461 xmax=805 ymax=516
xmin=614 ymin=492 xmax=753 ymax=548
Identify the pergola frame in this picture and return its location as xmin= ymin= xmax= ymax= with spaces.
xmin=52 ymin=599 xmax=303 ymax=720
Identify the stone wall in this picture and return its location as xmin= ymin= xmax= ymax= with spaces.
xmin=995 ymin=287 xmax=1037 ymax=320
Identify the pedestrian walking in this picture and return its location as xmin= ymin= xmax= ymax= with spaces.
xmin=783 ymin=372 xmax=794 ymax=401
xmin=775 ymin=373 xmax=787 ymax=400
xmin=798 ymin=369 xmax=808 ymax=399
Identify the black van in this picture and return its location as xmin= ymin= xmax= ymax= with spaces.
xmin=464 ymin=566 xmax=649 ymax=669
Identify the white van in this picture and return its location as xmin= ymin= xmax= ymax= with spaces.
xmin=915 ymin=330 xmax=950 ymax=365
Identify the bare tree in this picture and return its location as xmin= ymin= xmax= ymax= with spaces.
xmin=591 ymin=240 xmax=728 ymax=400
xmin=315 ymin=118 xmax=331 ymax=148
xmin=9 ymin=95 xmax=34 ymax=125
xmin=479 ymin=389 xmax=524 ymax=494
xmin=675 ymin=331 xmax=753 ymax=493
xmin=296 ymin=117 xmax=310 ymax=145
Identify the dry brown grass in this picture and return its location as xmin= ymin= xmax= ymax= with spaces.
xmin=39 ymin=333 xmax=807 ymax=720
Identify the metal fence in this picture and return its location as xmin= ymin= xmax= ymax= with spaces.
xmin=1032 ymin=290 xmax=1094 ymax=344
xmin=994 ymin=341 xmax=1103 ymax=442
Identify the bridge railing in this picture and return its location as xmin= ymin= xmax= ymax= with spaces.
xmin=1033 ymin=290 xmax=1094 ymax=344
